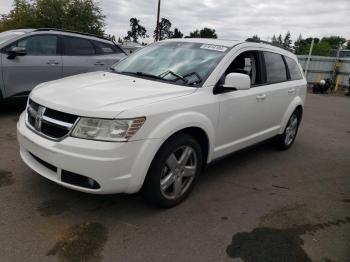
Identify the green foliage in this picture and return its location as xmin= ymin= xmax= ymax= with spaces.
xmin=294 ymin=35 xmax=340 ymax=56
xmin=271 ymin=35 xmax=278 ymax=45
xmin=124 ymin=17 xmax=147 ymax=43
xmin=283 ymin=31 xmax=292 ymax=49
xmin=154 ymin=18 xmax=172 ymax=40
xmin=277 ymin=34 xmax=283 ymax=45
xmin=321 ymin=36 xmax=346 ymax=48
xmin=0 ymin=0 xmax=105 ymax=36
xmin=188 ymin=27 xmax=217 ymax=38
xmin=171 ymin=28 xmax=183 ymax=39
xmin=312 ymin=41 xmax=332 ymax=56
xmin=251 ymin=34 xmax=260 ymax=41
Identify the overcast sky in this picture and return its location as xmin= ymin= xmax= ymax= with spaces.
xmin=1 ymin=0 xmax=350 ymax=42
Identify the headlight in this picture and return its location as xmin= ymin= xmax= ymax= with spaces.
xmin=71 ymin=117 xmax=146 ymax=142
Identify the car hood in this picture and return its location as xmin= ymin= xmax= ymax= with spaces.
xmin=30 ymin=71 xmax=197 ymax=118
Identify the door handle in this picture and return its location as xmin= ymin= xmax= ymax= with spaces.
xmin=94 ymin=62 xmax=105 ymax=66
xmin=288 ymin=88 xmax=296 ymax=94
xmin=46 ymin=60 xmax=59 ymax=65
xmin=256 ymin=94 xmax=266 ymax=100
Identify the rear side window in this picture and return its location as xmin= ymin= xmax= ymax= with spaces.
xmin=93 ymin=41 xmax=122 ymax=55
xmin=63 ymin=36 xmax=95 ymax=55
xmin=263 ymin=52 xmax=287 ymax=83
xmin=13 ymin=35 xmax=57 ymax=55
xmin=285 ymin=56 xmax=303 ymax=80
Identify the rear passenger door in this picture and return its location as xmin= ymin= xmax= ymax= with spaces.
xmin=61 ymin=36 xmax=99 ymax=77
xmin=261 ymin=51 xmax=295 ymax=128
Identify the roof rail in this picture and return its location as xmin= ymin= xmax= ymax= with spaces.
xmin=245 ymin=38 xmax=291 ymax=51
xmin=34 ymin=28 xmax=113 ymax=42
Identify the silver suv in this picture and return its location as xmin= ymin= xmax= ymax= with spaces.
xmin=0 ymin=28 xmax=127 ymax=100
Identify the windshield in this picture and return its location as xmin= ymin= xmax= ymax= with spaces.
xmin=0 ymin=31 xmax=26 ymax=45
xmin=111 ymin=41 xmax=229 ymax=87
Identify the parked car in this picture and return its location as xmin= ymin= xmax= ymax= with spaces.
xmin=0 ymin=28 xmax=126 ymax=100
xmin=17 ymin=38 xmax=306 ymax=207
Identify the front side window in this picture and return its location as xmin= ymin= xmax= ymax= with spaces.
xmin=224 ymin=51 xmax=262 ymax=86
xmin=264 ymin=52 xmax=287 ymax=84
xmin=111 ymin=41 xmax=229 ymax=86
xmin=285 ymin=56 xmax=303 ymax=80
xmin=13 ymin=35 xmax=57 ymax=55
xmin=63 ymin=36 xmax=95 ymax=55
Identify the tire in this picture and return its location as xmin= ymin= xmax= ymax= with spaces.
xmin=274 ymin=110 xmax=300 ymax=150
xmin=143 ymin=133 xmax=203 ymax=208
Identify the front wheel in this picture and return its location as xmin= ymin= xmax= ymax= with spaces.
xmin=274 ymin=111 xmax=300 ymax=150
xmin=143 ymin=134 xmax=203 ymax=208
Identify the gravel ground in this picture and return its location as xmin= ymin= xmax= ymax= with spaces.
xmin=0 ymin=94 xmax=349 ymax=262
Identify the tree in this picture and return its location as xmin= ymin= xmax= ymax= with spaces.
xmin=154 ymin=18 xmax=173 ymax=40
xmin=346 ymin=40 xmax=350 ymax=50
xmin=188 ymin=29 xmax=200 ymax=38
xmin=171 ymin=28 xmax=183 ymax=38
xmin=271 ymin=35 xmax=278 ymax=45
xmin=188 ymin=27 xmax=217 ymax=38
xmin=283 ymin=31 xmax=292 ymax=49
xmin=124 ymin=17 xmax=147 ymax=43
xmin=277 ymin=34 xmax=283 ymax=45
xmin=251 ymin=34 xmax=260 ymax=41
xmin=0 ymin=0 xmax=37 ymax=31
xmin=0 ymin=0 xmax=105 ymax=36
xmin=321 ymin=36 xmax=346 ymax=48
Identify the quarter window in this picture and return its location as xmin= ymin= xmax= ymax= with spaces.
xmin=13 ymin=35 xmax=57 ymax=55
xmin=93 ymin=41 xmax=122 ymax=54
xmin=263 ymin=52 xmax=287 ymax=83
xmin=63 ymin=36 xmax=95 ymax=55
xmin=285 ymin=56 xmax=303 ymax=80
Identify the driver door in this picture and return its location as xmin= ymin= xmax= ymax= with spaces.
xmin=214 ymin=50 xmax=273 ymax=158
xmin=1 ymin=34 xmax=62 ymax=97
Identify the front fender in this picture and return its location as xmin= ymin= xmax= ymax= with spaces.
xmin=126 ymin=111 xmax=216 ymax=193
xmin=148 ymin=111 xmax=216 ymax=162
xmin=279 ymin=96 xmax=304 ymax=134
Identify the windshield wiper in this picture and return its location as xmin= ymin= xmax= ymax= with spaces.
xmin=121 ymin=71 xmax=163 ymax=80
xmin=183 ymin=72 xmax=203 ymax=85
xmin=159 ymin=70 xmax=188 ymax=84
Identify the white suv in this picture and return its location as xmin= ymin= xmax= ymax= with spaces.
xmin=17 ymin=38 xmax=306 ymax=207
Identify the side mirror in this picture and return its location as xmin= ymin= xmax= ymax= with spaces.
xmin=7 ymin=46 xmax=27 ymax=59
xmin=214 ymin=73 xmax=251 ymax=94
xmin=223 ymin=73 xmax=251 ymax=90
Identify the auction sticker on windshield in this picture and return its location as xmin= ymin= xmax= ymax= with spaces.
xmin=200 ymin=44 xmax=228 ymax=52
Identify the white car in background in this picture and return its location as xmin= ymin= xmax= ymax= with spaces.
xmin=17 ymin=38 xmax=306 ymax=207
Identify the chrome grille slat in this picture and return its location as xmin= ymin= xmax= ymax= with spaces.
xmin=26 ymin=99 xmax=79 ymax=140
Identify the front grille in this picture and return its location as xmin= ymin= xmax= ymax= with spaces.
xmin=26 ymin=99 xmax=78 ymax=140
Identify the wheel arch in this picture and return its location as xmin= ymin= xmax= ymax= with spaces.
xmin=127 ymin=112 xmax=215 ymax=193
xmin=279 ymin=97 xmax=304 ymax=134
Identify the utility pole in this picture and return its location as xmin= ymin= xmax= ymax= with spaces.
xmin=155 ymin=0 xmax=161 ymax=41
xmin=304 ymin=38 xmax=314 ymax=79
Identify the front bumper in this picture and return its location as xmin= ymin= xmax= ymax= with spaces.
xmin=17 ymin=112 xmax=162 ymax=194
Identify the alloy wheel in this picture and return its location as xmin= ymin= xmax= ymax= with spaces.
xmin=160 ymin=146 xmax=198 ymax=200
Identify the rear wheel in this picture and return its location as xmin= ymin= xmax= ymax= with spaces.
xmin=275 ymin=111 xmax=300 ymax=150
xmin=143 ymin=134 xmax=203 ymax=208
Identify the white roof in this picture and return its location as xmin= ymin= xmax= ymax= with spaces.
xmin=164 ymin=38 xmax=241 ymax=47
